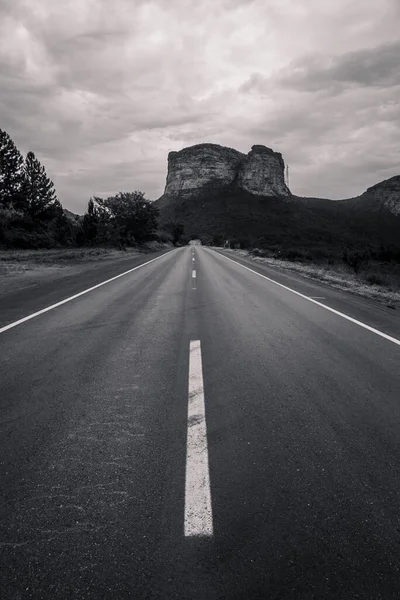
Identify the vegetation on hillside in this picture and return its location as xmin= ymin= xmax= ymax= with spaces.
xmin=155 ymin=182 xmax=400 ymax=292
xmin=156 ymin=184 xmax=398 ymax=252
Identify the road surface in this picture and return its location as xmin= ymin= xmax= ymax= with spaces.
xmin=1 ymin=246 xmax=399 ymax=599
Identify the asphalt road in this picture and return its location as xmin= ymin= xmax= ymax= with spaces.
xmin=1 ymin=246 xmax=400 ymax=599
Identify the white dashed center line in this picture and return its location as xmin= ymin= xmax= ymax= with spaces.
xmin=184 ymin=340 xmax=213 ymax=537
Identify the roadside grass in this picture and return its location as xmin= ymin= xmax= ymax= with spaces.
xmin=0 ymin=247 xmax=140 ymax=265
xmin=0 ymin=243 xmax=172 ymax=296
xmin=218 ymin=248 xmax=400 ymax=309
xmin=0 ymin=241 xmax=172 ymax=263
xmin=0 ymin=242 xmax=172 ymax=272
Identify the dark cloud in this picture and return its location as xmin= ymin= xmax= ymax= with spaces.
xmin=278 ymin=42 xmax=400 ymax=93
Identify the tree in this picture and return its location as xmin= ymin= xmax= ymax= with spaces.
xmin=0 ymin=129 xmax=26 ymax=210
xmin=81 ymin=198 xmax=100 ymax=245
xmin=164 ymin=221 xmax=185 ymax=245
xmin=95 ymin=191 xmax=159 ymax=245
xmin=24 ymin=151 xmax=61 ymax=220
xmin=78 ymin=192 xmax=159 ymax=248
xmin=50 ymin=211 xmax=76 ymax=246
xmin=171 ymin=222 xmax=184 ymax=245
xmin=211 ymin=233 xmax=224 ymax=247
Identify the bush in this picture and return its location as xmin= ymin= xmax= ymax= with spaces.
xmin=250 ymin=248 xmax=275 ymax=258
xmin=157 ymin=230 xmax=173 ymax=243
xmin=211 ymin=234 xmax=224 ymax=246
xmin=200 ymin=236 xmax=212 ymax=246
xmin=363 ymin=273 xmax=386 ymax=286
xmin=361 ymin=269 xmax=400 ymax=290
xmin=261 ymin=249 xmax=275 ymax=258
xmin=279 ymin=247 xmax=310 ymax=262
xmin=237 ymin=237 xmax=251 ymax=249
xmin=2 ymin=227 xmax=55 ymax=248
xmin=343 ymin=248 xmax=370 ymax=273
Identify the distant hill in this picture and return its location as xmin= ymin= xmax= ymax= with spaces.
xmin=340 ymin=175 xmax=400 ymax=215
xmin=154 ymin=183 xmax=400 ymax=258
xmin=295 ymin=175 xmax=400 ymax=216
xmin=63 ymin=208 xmax=82 ymax=222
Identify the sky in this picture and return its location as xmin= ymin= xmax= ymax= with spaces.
xmin=1 ymin=0 xmax=399 ymax=213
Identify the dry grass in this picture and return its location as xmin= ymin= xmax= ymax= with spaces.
xmin=0 ymin=244 xmax=170 ymax=297
xmin=0 ymin=247 xmax=141 ymax=264
xmin=219 ymin=248 xmax=400 ymax=309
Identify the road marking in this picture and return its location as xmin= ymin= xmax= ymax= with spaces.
xmin=0 ymin=251 xmax=173 ymax=335
xmin=185 ymin=340 xmax=213 ymax=537
xmin=215 ymin=251 xmax=400 ymax=347
xmin=192 ymin=257 xmax=195 ymax=261
xmin=309 ymin=296 xmax=325 ymax=299
xmin=192 ymin=270 xmax=196 ymax=278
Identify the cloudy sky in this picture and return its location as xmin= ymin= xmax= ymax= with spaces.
xmin=1 ymin=0 xmax=399 ymax=213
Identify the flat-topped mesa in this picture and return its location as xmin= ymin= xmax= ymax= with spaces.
xmin=165 ymin=143 xmax=245 ymax=196
xmin=238 ymin=145 xmax=290 ymax=197
xmin=163 ymin=143 xmax=291 ymax=198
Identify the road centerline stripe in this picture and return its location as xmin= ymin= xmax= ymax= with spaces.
xmin=192 ymin=269 xmax=196 ymax=278
xmin=214 ymin=250 xmax=400 ymax=347
xmin=184 ymin=340 xmax=213 ymax=537
xmin=0 ymin=251 xmax=173 ymax=335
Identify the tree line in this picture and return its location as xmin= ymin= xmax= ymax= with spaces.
xmin=0 ymin=128 xmax=185 ymax=249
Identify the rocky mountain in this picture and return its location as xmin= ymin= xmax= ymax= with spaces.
xmin=154 ymin=142 xmax=399 ymax=257
xmin=158 ymin=142 xmax=400 ymax=217
xmin=340 ymin=175 xmax=400 ymax=215
xmin=237 ymin=145 xmax=290 ymax=197
xmin=161 ymin=143 xmax=291 ymax=200
xmin=164 ymin=143 xmax=243 ymax=197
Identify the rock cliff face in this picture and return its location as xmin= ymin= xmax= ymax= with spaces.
xmin=164 ymin=143 xmax=244 ymax=195
xmin=237 ymin=145 xmax=290 ymax=196
xmin=163 ymin=143 xmax=291 ymax=199
xmin=359 ymin=175 xmax=400 ymax=215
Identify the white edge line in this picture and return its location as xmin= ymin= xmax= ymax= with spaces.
xmin=184 ymin=340 xmax=213 ymax=537
xmin=0 ymin=251 xmax=173 ymax=335
xmin=213 ymin=250 xmax=400 ymax=347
